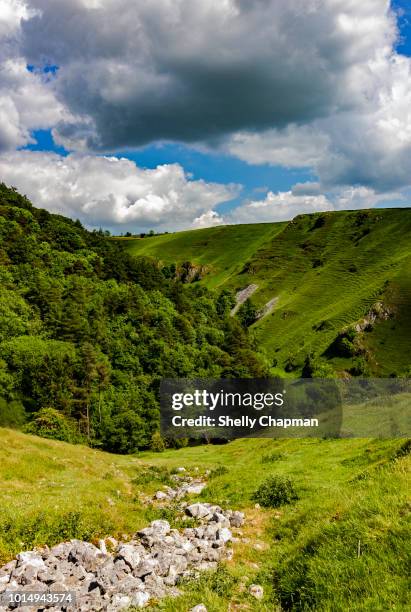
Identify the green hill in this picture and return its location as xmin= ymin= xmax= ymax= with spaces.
xmin=123 ymin=208 xmax=411 ymax=377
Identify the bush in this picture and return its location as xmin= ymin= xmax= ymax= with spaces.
xmin=24 ymin=408 xmax=83 ymax=444
xmin=150 ymin=431 xmax=165 ymax=452
xmin=252 ymin=475 xmax=299 ymax=508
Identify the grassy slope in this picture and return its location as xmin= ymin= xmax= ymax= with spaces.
xmin=1 ymin=428 xmax=410 ymax=611
xmin=122 ymin=208 xmax=411 ymax=376
xmin=120 ymin=223 xmax=286 ymax=289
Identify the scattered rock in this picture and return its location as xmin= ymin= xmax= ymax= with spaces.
xmin=230 ymin=511 xmax=245 ymax=528
xmin=249 ymin=584 xmax=264 ymax=600
xmin=155 ymin=490 xmax=168 ymax=500
xmin=190 ymin=605 xmax=208 ymax=612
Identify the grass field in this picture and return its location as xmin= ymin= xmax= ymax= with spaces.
xmin=1 ymin=428 xmax=410 ymax=611
xmin=122 ymin=208 xmax=411 ymax=377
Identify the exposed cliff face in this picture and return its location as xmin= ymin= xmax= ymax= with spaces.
xmin=176 ymin=262 xmax=211 ymax=283
xmin=354 ymin=301 xmax=394 ymax=333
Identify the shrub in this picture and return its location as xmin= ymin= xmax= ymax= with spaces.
xmin=24 ymin=408 xmax=83 ymax=444
xmin=150 ymin=431 xmax=165 ymax=452
xmin=252 ymin=475 xmax=299 ymax=508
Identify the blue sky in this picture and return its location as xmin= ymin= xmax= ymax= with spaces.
xmin=1 ymin=0 xmax=411 ymax=231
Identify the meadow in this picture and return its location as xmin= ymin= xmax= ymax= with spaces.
xmin=0 ymin=428 xmax=410 ymax=611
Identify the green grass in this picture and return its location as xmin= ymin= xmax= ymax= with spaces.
xmin=1 ymin=428 xmax=410 ymax=611
xmin=120 ymin=222 xmax=286 ymax=289
xmin=121 ymin=208 xmax=411 ymax=376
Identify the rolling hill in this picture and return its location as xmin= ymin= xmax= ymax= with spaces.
xmin=123 ymin=208 xmax=411 ymax=377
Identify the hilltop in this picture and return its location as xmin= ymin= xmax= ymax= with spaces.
xmin=123 ymin=208 xmax=411 ymax=377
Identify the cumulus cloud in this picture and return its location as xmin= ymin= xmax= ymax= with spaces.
xmin=19 ymin=0 xmax=397 ymax=154
xmin=227 ymin=190 xmax=333 ymax=224
xmin=192 ymin=210 xmax=225 ymax=229
xmin=226 ymin=51 xmax=411 ymax=192
xmin=0 ymin=151 xmax=238 ymax=231
xmin=0 ymin=0 xmax=66 ymax=151
xmin=222 ymin=185 xmax=404 ymax=225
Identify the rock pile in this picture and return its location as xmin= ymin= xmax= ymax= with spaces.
xmin=0 ymin=504 xmax=244 ymax=612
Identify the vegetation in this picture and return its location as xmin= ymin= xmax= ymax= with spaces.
xmin=252 ymin=475 xmax=299 ymax=508
xmin=0 ymin=429 xmax=409 ymax=611
xmin=0 ymin=183 xmax=267 ymax=451
xmin=123 ymin=208 xmax=411 ymax=377
xmin=1 ymin=184 xmax=410 ymax=610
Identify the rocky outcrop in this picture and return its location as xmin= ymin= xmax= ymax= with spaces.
xmin=0 ymin=503 xmax=244 ymax=611
xmin=354 ymin=301 xmax=393 ymax=332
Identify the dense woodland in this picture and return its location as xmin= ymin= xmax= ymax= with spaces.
xmin=0 ymin=183 xmax=268 ymax=452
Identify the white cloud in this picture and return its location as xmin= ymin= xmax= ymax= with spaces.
xmin=192 ymin=210 xmax=225 ymax=228
xmin=222 ymin=185 xmax=405 ymax=225
xmin=0 ymin=1 xmax=65 ymax=151
xmin=227 ymin=126 xmax=330 ymax=168
xmin=0 ymin=151 xmax=238 ymax=231
xmin=227 ymin=191 xmax=333 ymax=224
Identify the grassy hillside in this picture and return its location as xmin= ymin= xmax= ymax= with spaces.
xmin=0 ymin=428 xmax=410 ymax=611
xmin=120 ymin=223 xmax=286 ymax=288
xmin=123 ymin=208 xmax=411 ymax=377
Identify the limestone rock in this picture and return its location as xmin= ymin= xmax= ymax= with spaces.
xmin=249 ymin=584 xmax=264 ymax=600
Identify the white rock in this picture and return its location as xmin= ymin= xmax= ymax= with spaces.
xmin=185 ymin=482 xmax=206 ymax=495
xmin=186 ymin=503 xmax=210 ymax=519
xmin=249 ymin=584 xmax=264 ymax=600
xmin=108 ymin=593 xmax=131 ymax=611
xmin=190 ymin=605 xmax=208 ymax=612
xmin=217 ymin=527 xmax=232 ymax=543
xmin=155 ymin=490 xmax=168 ymax=500
xmin=16 ymin=551 xmax=46 ymax=569
xmin=116 ymin=544 xmax=141 ymax=569
xmin=131 ymin=591 xmax=150 ymax=608
xmin=150 ymin=520 xmax=171 ymax=536
xmin=176 ymin=467 xmax=186 ymax=472
xmin=99 ymin=539 xmax=107 ymax=554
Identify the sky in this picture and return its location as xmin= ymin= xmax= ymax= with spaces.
xmin=0 ymin=0 xmax=410 ymax=232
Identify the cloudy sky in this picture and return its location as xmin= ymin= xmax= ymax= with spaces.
xmin=0 ymin=0 xmax=410 ymax=232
